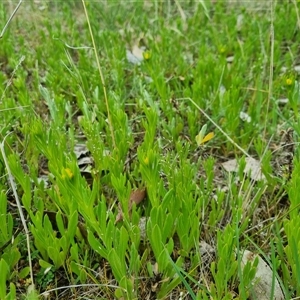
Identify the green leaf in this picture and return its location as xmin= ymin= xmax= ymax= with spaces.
xmin=79 ymin=269 xmax=87 ymax=283
xmin=0 ymin=259 xmax=9 ymax=299
xmin=104 ymin=219 xmax=115 ymax=251
xmin=108 ymin=249 xmax=126 ymax=282
xmin=56 ymin=211 xmax=65 ymax=236
xmin=149 ymin=207 xmax=159 ymax=225
xmin=39 ymin=85 xmax=57 ymax=122
xmin=129 ymin=244 xmax=140 ymax=275
xmin=67 ymin=210 xmax=78 ymax=240
xmin=18 ymin=267 xmax=30 ymax=279
xmin=0 ymin=192 xmax=8 ymax=242
xmin=129 ymin=222 xmax=140 ymax=249
xmin=117 ymin=227 xmax=128 ymax=259
xmin=6 ymin=282 xmax=16 ymax=300
xmin=148 ymin=223 xmax=162 ymax=259
xmin=43 ymin=214 xmax=54 ymax=234
xmin=114 ymin=287 xmax=124 ymax=299
xmin=70 ymin=261 xmax=80 ymax=277
xmin=161 ymin=189 xmax=175 ymax=213
xmin=146 ymin=262 xmax=154 ymax=277
xmin=87 ymin=231 xmax=108 ymax=259
xmin=30 ymin=227 xmax=48 ymax=260
xmin=119 ymin=276 xmax=134 ymax=299
xmin=162 ymin=213 xmax=174 ymax=242
xmin=228 ymin=260 xmax=238 ymax=278
xmin=6 ymin=214 xmax=13 ymax=241
xmin=60 ymin=235 xmax=68 ymax=254
xmin=39 ymin=260 xmax=53 ymax=270
xmin=157 ymin=249 xmax=169 ymax=272
xmin=47 ymin=246 xmax=64 ymax=268
xmin=166 ymin=238 xmax=174 ymax=255
xmin=1 ymin=247 xmax=21 ymax=271
xmin=96 ymin=199 xmax=107 ymax=234
xmin=70 ymin=244 xmax=79 ymax=262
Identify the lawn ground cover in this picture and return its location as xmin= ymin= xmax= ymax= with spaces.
xmin=1 ymin=1 xmax=300 ymax=299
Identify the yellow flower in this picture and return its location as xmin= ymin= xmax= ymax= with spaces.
xmin=143 ymin=50 xmax=151 ymax=60
xmin=143 ymin=157 xmax=149 ymax=165
xmin=195 ymin=124 xmax=214 ymax=146
xmin=286 ymin=78 xmax=293 ymax=86
xmin=219 ymin=45 xmax=227 ymax=54
xmin=62 ymin=168 xmax=73 ymax=179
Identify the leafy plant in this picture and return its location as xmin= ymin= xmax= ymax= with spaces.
xmin=1 ymin=1 xmax=300 ymax=299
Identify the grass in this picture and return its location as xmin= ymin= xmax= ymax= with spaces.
xmin=1 ymin=0 xmax=300 ymax=299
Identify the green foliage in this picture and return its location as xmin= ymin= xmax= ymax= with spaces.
xmin=282 ymin=160 xmax=300 ymax=296
xmin=210 ymin=225 xmax=238 ymax=299
xmin=0 ymin=1 xmax=299 ymax=299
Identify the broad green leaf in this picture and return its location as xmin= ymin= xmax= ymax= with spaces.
xmin=6 ymin=282 xmax=16 ymax=300
xmin=166 ymin=238 xmax=174 ymax=255
xmin=39 ymin=85 xmax=57 ymax=122
xmin=87 ymin=231 xmax=108 ymax=259
xmin=129 ymin=223 xmax=140 ymax=249
xmin=117 ymin=227 xmax=128 ymax=259
xmin=1 ymin=247 xmax=21 ymax=271
xmin=148 ymin=223 xmax=162 ymax=259
xmin=39 ymin=260 xmax=53 ymax=270
xmin=47 ymin=246 xmax=64 ymax=268
xmin=157 ymin=249 xmax=169 ymax=272
xmin=68 ymin=210 xmax=78 ymax=240
xmin=70 ymin=261 xmax=80 ymax=277
xmin=0 ymin=259 xmax=9 ymax=299
xmin=119 ymin=276 xmax=133 ymax=299
xmin=79 ymin=269 xmax=87 ymax=283
xmin=59 ymin=235 xmax=68 ymax=254
xmin=7 ymin=214 xmax=13 ymax=241
xmin=96 ymin=199 xmax=107 ymax=234
xmin=0 ymin=193 xmax=8 ymax=241
xmin=70 ymin=244 xmax=79 ymax=262
xmin=43 ymin=214 xmax=54 ymax=235
xmin=30 ymin=226 xmax=48 ymax=260
xmin=129 ymin=244 xmax=140 ymax=275
xmin=104 ymin=219 xmax=115 ymax=250
xmin=56 ymin=211 xmax=65 ymax=236
xmin=161 ymin=189 xmax=175 ymax=212
xmin=162 ymin=213 xmax=174 ymax=242
xmin=18 ymin=267 xmax=30 ymax=279
xmin=108 ymin=249 xmax=126 ymax=282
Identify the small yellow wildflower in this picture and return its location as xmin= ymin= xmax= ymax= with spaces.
xmin=143 ymin=157 xmax=149 ymax=165
xmin=219 ymin=46 xmax=226 ymax=54
xmin=286 ymin=78 xmax=293 ymax=86
xmin=62 ymin=168 xmax=74 ymax=179
xmin=143 ymin=50 xmax=151 ymax=60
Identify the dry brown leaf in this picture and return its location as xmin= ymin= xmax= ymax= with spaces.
xmin=115 ymin=188 xmax=147 ymax=223
xmin=222 ymin=157 xmax=266 ymax=182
